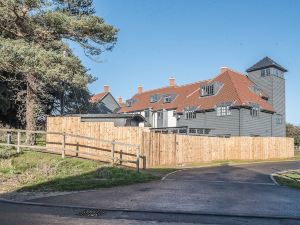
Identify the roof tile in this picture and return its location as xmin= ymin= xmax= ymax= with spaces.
xmin=119 ymin=69 xmax=274 ymax=113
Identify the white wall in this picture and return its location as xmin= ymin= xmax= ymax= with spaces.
xmin=152 ymin=112 xmax=158 ymax=128
xmin=167 ymin=110 xmax=177 ymax=127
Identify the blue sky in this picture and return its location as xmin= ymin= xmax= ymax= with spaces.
xmin=70 ymin=0 xmax=300 ymax=124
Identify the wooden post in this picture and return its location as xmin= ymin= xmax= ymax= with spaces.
xmin=76 ymin=142 xmax=79 ymax=157
xmin=136 ymin=146 xmax=140 ymax=173
xmin=17 ymin=131 xmax=21 ymax=153
xmin=62 ymin=132 xmax=66 ymax=159
xmin=119 ymin=150 xmax=123 ymax=166
xmin=7 ymin=132 xmax=12 ymax=145
xmin=111 ymin=140 xmax=115 ymax=166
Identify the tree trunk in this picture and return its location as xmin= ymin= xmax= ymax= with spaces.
xmin=25 ymin=73 xmax=37 ymax=145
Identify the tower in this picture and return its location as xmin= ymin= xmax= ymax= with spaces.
xmin=246 ymin=57 xmax=287 ymax=136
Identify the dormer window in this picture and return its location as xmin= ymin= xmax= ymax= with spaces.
xmin=200 ymin=82 xmax=222 ymax=97
xmin=150 ymin=94 xmax=160 ymax=103
xmin=126 ymin=99 xmax=134 ymax=107
xmin=163 ymin=94 xmax=172 ymax=103
xmin=201 ymin=84 xmax=214 ymax=96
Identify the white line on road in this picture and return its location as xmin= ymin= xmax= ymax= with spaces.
xmin=163 ymin=178 xmax=276 ymax=186
xmin=161 ymin=169 xmax=184 ymax=181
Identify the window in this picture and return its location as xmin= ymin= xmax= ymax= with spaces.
xmin=201 ymin=84 xmax=214 ymax=96
xmin=163 ymin=95 xmax=172 ymax=103
xmin=157 ymin=111 xmax=163 ymax=120
xmin=189 ymin=128 xmax=211 ymax=135
xmin=216 ymin=105 xmax=231 ymax=116
xmin=204 ymin=129 xmax=210 ymax=134
xmin=276 ymin=114 xmax=283 ymax=125
xmin=250 ymin=106 xmax=259 ymax=117
xmin=189 ymin=128 xmax=197 ymax=134
xmin=126 ymin=99 xmax=134 ymax=107
xmin=144 ymin=109 xmax=150 ymax=118
xmin=150 ymin=94 xmax=160 ymax=103
xmin=184 ymin=110 xmax=196 ymax=120
xmin=261 ymin=68 xmax=270 ymax=77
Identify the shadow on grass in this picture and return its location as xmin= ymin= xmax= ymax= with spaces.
xmin=17 ymin=167 xmax=158 ymax=192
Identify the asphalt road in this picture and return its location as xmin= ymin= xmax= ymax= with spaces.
xmin=1 ymin=161 xmax=300 ymax=224
xmin=30 ymin=161 xmax=300 ymax=218
xmin=1 ymin=201 xmax=300 ymax=225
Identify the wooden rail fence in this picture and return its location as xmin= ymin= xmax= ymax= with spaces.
xmin=46 ymin=116 xmax=295 ymax=168
xmin=0 ymin=128 xmax=142 ymax=171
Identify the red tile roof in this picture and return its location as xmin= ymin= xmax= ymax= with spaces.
xmin=90 ymin=92 xmax=109 ymax=104
xmin=119 ymin=69 xmax=274 ymax=113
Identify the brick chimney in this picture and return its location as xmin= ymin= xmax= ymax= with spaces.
xmin=118 ymin=96 xmax=123 ymax=104
xmin=220 ymin=67 xmax=228 ymax=73
xmin=138 ymin=85 xmax=143 ymax=94
xmin=103 ymin=85 xmax=109 ymax=92
xmin=169 ymin=77 xmax=175 ymax=87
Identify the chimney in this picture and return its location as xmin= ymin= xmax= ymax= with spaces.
xmin=118 ymin=96 xmax=123 ymax=104
xmin=138 ymin=85 xmax=143 ymax=94
xmin=169 ymin=77 xmax=175 ymax=87
xmin=220 ymin=67 xmax=228 ymax=73
xmin=103 ymin=85 xmax=109 ymax=92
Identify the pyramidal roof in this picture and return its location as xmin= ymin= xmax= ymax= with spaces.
xmin=246 ymin=56 xmax=287 ymax=73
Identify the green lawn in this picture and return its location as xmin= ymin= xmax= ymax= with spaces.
xmin=273 ymin=170 xmax=300 ymax=189
xmin=0 ymin=147 xmax=156 ymax=193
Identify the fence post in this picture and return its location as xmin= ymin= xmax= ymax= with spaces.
xmin=76 ymin=142 xmax=79 ymax=157
xmin=111 ymin=140 xmax=115 ymax=166
xmin=17 ymin=131 xmax=21 ymax=153
xmin=7 ymin=132 xmax=12 ymax=145
xmin=62 ymin=132 xmax=66 ymax=159
xmin=136 ymin=146 xmax=140 ymax=173
xmin=120 ymin=150 xmax=123 ymax=166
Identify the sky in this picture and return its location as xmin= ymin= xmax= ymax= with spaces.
xmin=70 ymin=0 xmax=300 ymax=125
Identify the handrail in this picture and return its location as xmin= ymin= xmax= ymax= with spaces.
xmin=0 ymin=128 xmax=142 ymax=171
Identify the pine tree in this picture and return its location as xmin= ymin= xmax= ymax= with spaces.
xmin=0 ymin=0 xmax=118 ymax=143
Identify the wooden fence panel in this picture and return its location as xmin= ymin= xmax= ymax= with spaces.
xmin=47 ymin=116 xmax=295 ymax=168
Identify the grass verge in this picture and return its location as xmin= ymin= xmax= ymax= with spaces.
xmin=273 ymin=170 xmax=300 ymax=189
xmin=0 ymin=147 xmax=156 ymax=193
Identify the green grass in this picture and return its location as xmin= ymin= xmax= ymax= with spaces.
xmin=0 ymin=147 xmax=156 ymax=193
xmin=273 ymin=170 xmax=300 ymax=189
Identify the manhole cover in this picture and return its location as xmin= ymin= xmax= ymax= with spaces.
xmin=77 ymin=209 xmax=105 ymax=217
xmin=139 ymin=187 xmax=151 ymax=192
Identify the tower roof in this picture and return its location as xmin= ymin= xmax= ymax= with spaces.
xmin=246 ymin=57 xmax=287 ymax=73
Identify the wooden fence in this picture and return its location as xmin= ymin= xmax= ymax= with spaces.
xmin=0 ymin=128 xmax=142 ymax=171
xmin=47 ymin=116 xmax=295 ymax=168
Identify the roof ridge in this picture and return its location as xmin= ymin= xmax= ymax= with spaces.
xmin=226 ymin=71 xmax=244 ymax=105
xmin=132 ymin=79 xmax=211 ymax=95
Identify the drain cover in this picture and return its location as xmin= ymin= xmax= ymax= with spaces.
xmin=77 ymin=209 xmax=105 ymax=217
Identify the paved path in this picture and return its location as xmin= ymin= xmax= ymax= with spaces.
xmin=30 ymin=161 xmax=300 ymax=218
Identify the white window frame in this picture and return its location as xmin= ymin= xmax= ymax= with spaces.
xmin=250 ymin=107 xmax=259 ymax=117
xmin=184 ymin=110 xmax=196 ymax=120
xmin=164 ymin=95 xmax=172 ymax=103
xmin=216 ymin=105 xmax=231 ymax=116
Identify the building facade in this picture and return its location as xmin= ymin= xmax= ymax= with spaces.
xmin=90 ymin=85 xmax=121 ymax=114
xmin=119 ymin=57 xmax=287 ymax=137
